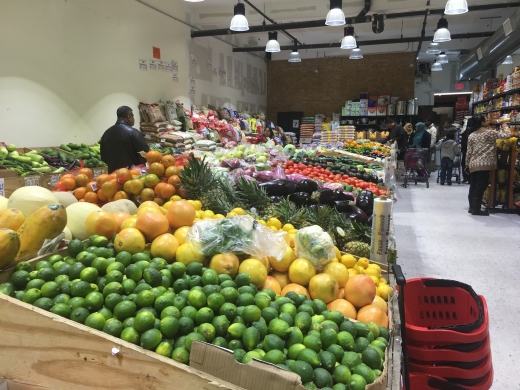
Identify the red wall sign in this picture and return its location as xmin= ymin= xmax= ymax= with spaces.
xmin=455 ymin=83 xmax=464 ymax=90
xmin=153 ymin=47 xmax=161 ymax=59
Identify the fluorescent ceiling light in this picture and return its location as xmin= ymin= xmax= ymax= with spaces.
xmin=265 ymin=32 xmax=280 ymax=53
xmin=434 ymin=92 xmax=472 ymax=95
xmin=288 ymin=49 xmax=301 ymax=62
xmin=431 ymin=61 xmax=443 ymax=72
xmin=502 ymin=55 xmax=513 ymax=65
xmin=426 ymin=42 xmax=441 ymax=55
xmin=230 ymin=3 xmax=249 ymax=32
xmin=437 ymin=52 xmax=448 ymax=64
xmin=184 ymin=0 xmax=203 ymax=2
xmin=433 ymin=17 xmax=451 ymax=43
xmin=326 ymin=0 xmax=345 ymax=26
xmin=350 ymin=47 xmax=363 ymax=59
xmin=341 ymin=26 xmax=356 ymax=49
xmin=444 ymin=0 xmax=468 ymax=15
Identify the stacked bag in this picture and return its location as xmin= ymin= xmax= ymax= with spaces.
xmin=336 ymin=125 xmax=356 ymax=142
xmin=299 ymin=117 xmax=315 ymax=143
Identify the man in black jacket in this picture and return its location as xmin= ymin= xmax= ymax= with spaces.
xmin=100 ymin=106 xmax=149 ymax=173
xmin=383 ymin=118 xmax=407 ymax=159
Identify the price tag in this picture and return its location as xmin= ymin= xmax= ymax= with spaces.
xmin=50 ymin=175 xmax=61 ymax=186
xmin=136 ymin=196 xmax=143 ymax=204
xmin=90 ymin=182 xmax=98 ymax=191
xmin=93 ymin=169 xmax=102 ymax=179
xmin=24 ymin=176 xmax=40 ymax=187
xmin=145 ymin=134 xmax=151 ymax=139
xmin=0 ymin=178 xmax=4 ymax=197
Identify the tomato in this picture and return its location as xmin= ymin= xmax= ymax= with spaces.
xmin=286 ymin=161 xmax=294 ymax=167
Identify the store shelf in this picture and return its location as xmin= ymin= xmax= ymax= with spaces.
xmin=340 ymin=115 xmax=417 ymax=118
xmin=476 ymin=105 xmax=520 ymax=115
xmin=473 ymin=86 xmax=520 ymax=105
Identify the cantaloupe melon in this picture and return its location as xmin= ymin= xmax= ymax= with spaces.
xmin=0 ymin=195 xmax=8 ymax=211
xmin=53 ymin=191 xmax=78 ymax=208
xmin=66 ymin=202 xmax=101 ymax=240
xmin=63 ymin=226 xmax=72 ymax=241
xmin=7 ymin=187 xmax=59 ymax=217
xmin=101 ymin=199 xmax=137 ymax=215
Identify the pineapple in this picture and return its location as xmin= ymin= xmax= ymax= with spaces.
xmin=343 ymin=241 xmax=371 ymax=258
xmin=179 ymin=156 xmax=225 ymax=210
xmin=307 ymin=205 xmax=337 ymax=244
xmin=235 ymin=178 xmax=280 ymax=220
xmin=277 ymin=198 xmax=310 ymax=229
xmin=344 ymin=221 xmax=372 ymax=244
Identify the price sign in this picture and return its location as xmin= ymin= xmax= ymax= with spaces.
xmin=24 ymin=176 xmax=40 ymax=187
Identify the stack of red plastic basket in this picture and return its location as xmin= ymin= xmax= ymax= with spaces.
xmin=403 ymin=278 xmax=493 ymax=390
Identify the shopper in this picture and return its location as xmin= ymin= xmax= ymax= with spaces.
xmin=412 ymin=122 xmax=431 ymax=149
xmin=461 ymin=117 xmax=477 ymax=183
xmin=383 ymin=118 xmax=407 ymax=159
xmin=100 ymin=106 xmax=149 ymax=173
xmin=436 ymin=132 xmax=460 ymax=185
xmin=404 ymin=123 xmax=414 ymax=146
xmin=465 ymin=115 xmax=511 ymax=216
xmin=424 ymin=117 xmax=438 ymax=174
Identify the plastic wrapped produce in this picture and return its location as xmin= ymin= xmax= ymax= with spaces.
xmin=294 ymin=225 xmax=336 ymax=271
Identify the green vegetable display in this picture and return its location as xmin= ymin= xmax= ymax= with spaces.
xmin=58 ymin=143 xmax=106 ymax=168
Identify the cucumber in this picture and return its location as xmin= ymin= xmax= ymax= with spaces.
xmin=60 ymin=144 xmax=72 ymax=152
xmin=67 ymin=143 xmax=82 ymax=150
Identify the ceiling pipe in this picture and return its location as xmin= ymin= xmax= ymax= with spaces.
xmin=372 ymin=14 xmax=384 ymax=34
xmin=191 ymin=2 xmax=520 ymax=38
xmin=232 ymin=31 xmax=494 ymax=52
xmin=415 ymin=2 xmax=431 ymax=60
xmin=357 ymin=0 xmax=371 ymax=19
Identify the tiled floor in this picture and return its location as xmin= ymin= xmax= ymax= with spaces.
xmin=393 ymin=180 xmax=520 ymax=390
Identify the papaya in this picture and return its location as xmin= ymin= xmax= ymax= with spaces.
xmin=16 ymin=204 xmax=67 ymax=260
xmin=0 ymin=228 xmax=20 ymax=269
xmin=0 ymin=208 xmax=26 ymax=231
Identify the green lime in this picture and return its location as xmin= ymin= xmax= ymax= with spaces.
xmin=91 ymin=236 xmax=109 ymax=248
xmin=12 ymin=270 xmax=31 ymax=289
xmin=235 ymin=273 xmax=251 ymax=287
xmin=131 ymin=252 xmax=149 ymax=264
xmin=321 ymin=320 xmax=339 ymax=333
xmin=68 ymin=238 xmax=85 ymax=257
xmin=169 ymin=296 xmax=185 ymax=312
xmin=288 ymin=343 xmax=306 ymax=360
xmin=201 ymin=284 xmax=220 ymax=297
xmin=134 ymin=283 xmax=152 ymax=294
xmin=0 ymin=282 xmax=14 ymax=297
xmin=70 ymin=307 xmax=90 ymax=323
xmin=173 ymin=279 xmax=189 ymax=293
xmin=134 ymin=311 xmax=156 ymax=333
xmin=186 ymin=290 xmax=205 ymax=310
xmin=220 ymin=287 xmax=239 ymax=304
xmin=261 ymin=306 xmax=278 ymax=325
xmin=14 ymin=291 xmax=24 ymax=300
xmin=160 ymin=316 xmax=179 ymax=338
xmin=114 ymin=251 xmax=131 ymax=267
xmin=355 ymin=337 xmax=369 ymax=353
xmin=227 ymin=340 xmax=243 ymax=351
xmin=50 ymin=303 xmax=71 ymax=318
xmin=143 ymin=268 xmax=162 ymax=288
xmin=122 ymin=316 xmax=134 ymax=327
xmin=140 ymin=328 xmax=162 ymax=350
xmin=94 ymin=247 xmax=113 ymax=259
xmin=121 ymin=327 xmax=140 ymax=345
xmin=25 ymin=279 xmax=45 ymax=292
xmin=319 ymin=350 xmax=337 ymax=372
xmin=279 ymin=312 xmax=294 ymax=327
xmin=170 ymin=262 xmax=186 ymax=279
xmin=361 ymin=347 xmax=382 ymax=369
xmin=105 ymin=270 xmax=123 ymax=285
xmin=219 ymin=302 xmax=237 ymax=322
xmin=55 ymin=274 xmax=70 ymax=285
xmin=125 ymin=264 xmax=143 ymax=282
xmin=204 ymin=293 xmax=224 ymax=314
xmin=181 ymin=306 xmax=197 ymax=321
xmin=121 ymin=279 xmax=135 ymax=295
xmin=33 ymin=297 xmax=54 ymax=311
xmin=187 ymin=275 xmax=202 ymax=289
xmin=339 ymin=320 xmax=357 ymax=337
xmin=103 ymin=282 xmax=123 ymax=298
xmin=80 ymin=267 xmax=98 ymax=283
xmin=332 ymin=364 xmax=352 ymax=384
xmin=366 ymin=331 xmax=375 ymax=343
xmin=97 ymin=307 xmax=112 ymax=320
xmin=313 ymin=298 xmax=327 ymax=314
xmin=201 ymin=269 xmax=218 ymax=285
xmin=154 ymin=294 xmax=174 ymax=313
xmin=212 ymin=315 xmax=230 ymax=338
xmin=212 ymin=336 xmax=228 ymax=348
xmin=238 ymin=285 xmax=256 ymax=295
xmin=303 ymin=335 xmax=322 ymax=353
xmin=288 ymin=360 xmax=314 ymax=383
xmin=253 ymin=294 xmax=271 ymax=310
xmin=298 ymin=304 xmax=314 ymax=316
xmin=284 ymin=291 xmax=302 ymax=306
xmin=326 ymin=344 xmax=345 ymax=362
xmin=217 ymin=274 xmax=231 ymax=284
xmin=314 ymin=367 xmax=333 ymax=388
xmin=268 ymin=318 xmax=291 ymax=339
xmin=251 ymin=319 xmax=268 ymax=339
xmin=104 ymin=293 xmax=123 ymax=311
xmin=242 ymin=326 xmax=260 ymax=351
xmin=286 ymin=326 xmax=304 ymax=347
xmin=22 ymin=288 xmax=41 ymax=304
xmin=241 ymin=305 xmax=261 ymax=323
xmin=227 ymin=322 xmax=246 ymax=339
xmin=337 ymin=331 xmax=355 ymax=351
xmin=78 ymin=252 xmax=96 ymax=267
xmin=68 ymin=296 xmax=85 ymax=309
xmin=54 ymin=262 xmax=71 ymax=276
xmin=233 ymin=348 xmax=247 ymax=363
xmin=294 ymin=312 xmax=312 ymax=333
xmin=369 ymin=345 xmax=385 ymax=361
xmin=220 ymin=280 xmax=237 ymax=289
xmin=194 ymin=307 xmax=213 ymax=325
xmin=341 ymin=351 xmax=362 ymax=369
xmin=15 ymin=261 xmax=32 ymax=273
xmin=186 ymin=262 xmax=203 ymax=276
xmin=82 ymin=292 xmax=104 ymax=312
xmin=264 ymin=333 xmax=284 ymax=352
xmin=320 ymin=328 xmax=339 ymax=349
xmin=242 ymin=350 xmax=261 ymax=364
xmin=113 ymin=300 xmax=137 ymax=321
xmin=374 ymin=338 xmax=388 ymax=350
xmin=233 ymin=316 xmax=245 ymax=325
xmin=349 ymin=372 xmax=369 ymax=389
xmin=38 ymin=281 xmax=59 ymax=299
xmin=91 ymin=257 xmax=109 ymax=275
xmin=236 ymin=293 xmax=255 ymax=307
xmin=154 ymin=340 xmax=173 ymax=358
xmin=34 ymin=260 xmax=52 ymax=271
xmin=68 ymin=263 xmax=85 ymax=280
xmin=185 ymin=331 xmax=205 ymax=351
xmin=280 ymin=303 xmax=298 ymax=318
xmin=297 ymin=348 xmax=321 ymax=369
xmin=198 ymin=323 xmax=216 ymax=342
xmin=106 ymin=262 xmax=125 ymax=276
xmin=262 ymin=349 xmax=285 ymax=364
xmin=354 ymin=322 xmax=370 ymax=337
xmin=53 ymin=293 xmax=70 ymax=304
xmin=171 ymin=346 xmax=190 ymax=364
xmin=379 ymin=326 xmax=389 ymax=341
xmin=136 ymin=290 xmax=155 ymax=309
xmin=178 ymin=316 xmax=195 ymax=336
xmin=103 ymin=318 xmax=123 ymax=337
xmin=150 ymin=257 xmax=166 ymax=270
xmin=96 ymin=276 xmax=107 ymax=293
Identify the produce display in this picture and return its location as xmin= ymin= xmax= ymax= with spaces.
xmin=58 ymin=142 xmax=106 ymax=168
xmin=0 ymin=144 xmax=62 ymax=175
xmin=342 ymin=140 xmax=391 ymax=159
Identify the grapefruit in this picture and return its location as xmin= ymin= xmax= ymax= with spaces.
xmin=268 ymin=246 xmax=296 ymax=272
xmin=209 ymin=254 xmax=240 ymax=278
xmin=327 ymin=299 xmax=357 ymax=320
xmin=372 ymin=296 xmax=388 ymax=314
xmin=116 ymin=168 xmax=132 ymax=183
xmin=113 ymin=212 xmax=131 ymax=232
xmin=175 ymin=242 xmax=205 ymax=266
xmin=288 ymin=258 xmax=316 ymax=287
xmin=270 ymin=271 xmax=291 ymax=289
xmin=308 ymin=273 xmax=339 ymax=304
xmin=344 ymin=274 xmax=376 ymax=308
xmin=150 ymin=233 xmax=179 ymax=263
xmin=166 ymin=201 xmax=196 ymax=229
xmin=85 ymin=210 xmax=118 ymax=239
xmin=114 ymin=228 xmax=146 ymax=254
xmin=281 ymin=283 xmax=310 ymax=299
xmin=136 ymin=212 xmax=170 ymax=242
xmin=323 ymin=262 xmax=349 ymax=288
xmin=261 ymin=276 xmax=282 ymax=295
xmin=357 ymin=304 xmax=389 ymax=328
xmin=238 ymin=259 xmax=268 ymax=288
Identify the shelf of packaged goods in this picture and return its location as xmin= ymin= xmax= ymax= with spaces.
xmin=340 ymin=115 xmax=417 ymax=118
xmin=473 ymin=86 xmax=520 ymax=105
xmin=476 ymin=106 xmax=520 ymax=115
xmin=487 ymin=148 xmax=519 ymax=211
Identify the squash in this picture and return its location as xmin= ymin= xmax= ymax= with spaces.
xmin=0 ymin=228 xmax=20 ymax=269
xmin=7 ymin=186 xmax=59 ymax=217
xmin=0 ymin=208 xmax=26 ymax=231
xmin=16 ymin=204 xmax=67 ymax=260
xmin=101 ymin=199 xmax=138 ymax=215
xmin=53 ymin=191 xmax=78 ymax=208
xmin=0 ymin=195 xmax=8 ymax=211
xmin=66 ymin=202 xmax=101 ymax=240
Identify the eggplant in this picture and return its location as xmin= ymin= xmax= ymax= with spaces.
xmin=348 ymin=207 xmax=369 ymax=225
xmin=333 ymin=190 xmax=355 ymax=202
xmin=310 ymin=188 xmax=336 ymax=205
xmin=295 ymin=179 xmax=319 ymax=194
xmin=259 ymin=179 xmax=297 ymax=196
xmin=333 ymin=200 xmax=357 ymax=213
xmin=270 ymin=196 xmax=283 ymax=204
xmin=356 ymin=190 xmax=374 ymax=215
xmin=288 ymin=192 xmax=312 ymax=207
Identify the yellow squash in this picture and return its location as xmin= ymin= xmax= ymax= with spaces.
xmin=0 ymin=228 xmax=20 ymax=269
xmin=0 ymin=208 xmax=26 ymax=231
xmin=16 ymin=204 xmax=67 ymax=260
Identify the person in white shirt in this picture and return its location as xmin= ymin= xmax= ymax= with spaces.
xmin=424 ymin=117 xmax=437 ymax=174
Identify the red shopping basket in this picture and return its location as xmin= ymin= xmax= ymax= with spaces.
xmin=407 ymin=335 xmax=490 ymax=364
xmin=409 ymin=370 xmax=494 ymax=390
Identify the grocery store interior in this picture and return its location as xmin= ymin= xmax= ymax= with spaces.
xmin=1 ymin=0 xmax=520 ymax=389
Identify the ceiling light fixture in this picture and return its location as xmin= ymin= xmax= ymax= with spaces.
xmin=341 ymin=26 xmax=357 ymax=49
xmin=350 ymin=46 xmax=363 ymax=59
xmin=426 ymin=42 xmax=441 ymax=55
xmin=431 ymin=61 xmax=443 ymax=72
xmin=437 ymin=52 xmax=448 ymax=64
xmin=444 ymin=0 xmax=468 ymax=15
xmin=265 ymin=32 xmax=281 ymax=53
xmin=288 ymin=49 xmax=301 ymax=63
xmin=184 ymin=0 xmax=204 ymax=2
xmin=325 ymin=0 xmax=345 ymax=26
xmin=502 ymin=55 xmax=513 ymax=65
xmin=434 ymin=17 xmax=451 ymax=42
xmin=230 ymin=2 xmax=249 ymax=31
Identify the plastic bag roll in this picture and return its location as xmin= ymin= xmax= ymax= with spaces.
xmin=370 ymin=197 xmax=393 ymax=263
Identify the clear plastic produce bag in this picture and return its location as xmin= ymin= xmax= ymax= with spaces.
xmin=294 ymin=225 xmax=336 ymax=271
xmin=187 ymin=216 xmax=288 ymax=260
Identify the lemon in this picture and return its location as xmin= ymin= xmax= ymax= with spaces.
xmin=170 ymin=195 xmax=182 ymax=202
xmin=266 ymin=218 xmax=282 ymax=230
xmin=379 ymin=278 xmax=388 ymax=285
xmin=269 ymin=226 xmax=278 ymax=232
xmin=203 ymin=210 xmax=215 ymax=219
xmin=214 ymin=214 xmax=225 ymax=219
xmin=354 ymin=265 xmax=365 ymax=275
xmin=231 ymin=208 xmax=245 ymax=216
xmin=364 ymin=267 xmax=381 ymax=279
xmin=367 ymin=264 xmax=381 ymax=273
xmin=377 ymin=285 xmax=393 ymax=301
xmin=348 ymin=268 xmax=358 ymax=277
xmin=175 ymin=243 xmax=205 ymax=266
xmin=173 ymin=226 xmax=191 ymax=246
xmin=340 ymin=254 xmax=357 ymax=268
xmin=163 ymin=201 xmax=172 ymax=210
xmin=282 ymin=224 xmax=295 ymax=232
xmin=256 ymin=220 xmax=267 ymax=226
xmin=195 ymin=210 xmax=202 ymax=218
xmin=368 ymin=275 xmax=379 ymax=286
xmin=191 ymin=200 xmax=202 ymax=211
xmin=226 ymin=212 xmax=238 ymax=218
xmin=357 ymin=258 xmax=369 ymax=269
xmin=334 ymin=246 xmax=341 ymax=260
xmin=193 ymin=218 xmax=202 ymax=223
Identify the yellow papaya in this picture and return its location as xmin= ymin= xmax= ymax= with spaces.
xmin=16 ymin=204 xmax=67 ymax=260
xmin=0 ymin=208 xmax=26 ymax=231
xmin=0 ymin=228 xmax=21 ymax=269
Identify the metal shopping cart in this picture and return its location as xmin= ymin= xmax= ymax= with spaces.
xmin=436 ymin=154 xmax=462 ymax=185
xmin=402 ymin=147 xmax=430 ymax=188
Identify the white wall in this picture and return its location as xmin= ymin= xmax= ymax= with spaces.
xmin=0 ymin=0 xmax=267 ymax=147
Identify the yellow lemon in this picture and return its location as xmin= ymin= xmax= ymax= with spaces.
xmin=288 ymin=229 xmax=298 ymax=235
xmin=367 ymin=263 xmax=382 ymax=273
xmin=288 ymin=258 xmax=316 ymax=286
xmin=193 ymin=218 xmax=202 ymax=223
xmin=334 ymin=246 xmax=341 ymax=260
xmin=379 ymin=277 xmax=388 ymax=285
xmin=364 ymin=267 xmax=381 ymax=279
xmin=266 ymin=218 xmax=282 ymax=230
xmin=340 ymin=254 xmax=357 ymax=268
xmin=175 ymin=242 xmax=205 ymax=265
xmin=354 ymin=265 xmax=365 ymax=275
xmin=256 ymin=220 xmax=267 ymax=226
xmin=269 ymin=226 xmax=278 ymax=232
xmin=377 ymin=284 xmax=393 ymax=301
xmin=231 ymin=208 xmax=245 ymax=216
xmin=348 ymin=268 xmax=358 ymax=277
xmin=226 ymin=211 xmax=237 ymax=218
xmin=269 ymin=246 xmax=296 ymax=272
xmin=214 ymin=214 xmax=225 ymax=219
xmin=323 ymin=262 xmax=349 ymax=288
xmin=369 ymin=275 xmax=379 ymax=286
xmin=170 ymin=195 xmax=182 ymax=202
xmin=121 ymin=216 xmax=138 ymax=230
xmin=357 ymin=257 xmax=370 ymax=269
xmin=203 ymin=210 xmax=215 ymax=219
xmin=173 ymin=226 xmax=191 ymax=246
xmin=191 ymin=200 xmax=202 ymax=211
xmin=195 ymin=210 xmax=202 ymax=218
xmin=163 ymin=201 xmax=172 ymax=210
xmin=282 ymin=224 xmax=295 ymax=232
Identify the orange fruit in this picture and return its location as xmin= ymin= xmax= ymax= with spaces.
xmin=150 ymin=233 xmax=179 ymax=263
xmin=113 ymin=212 xmax=131 ymax=232
xmin=167 ymin=175 xmax=181 ymax=187
xmin=148 ymin=162 xmax=165 ymax=177
xmin=238 ymin=259 xmax=268 ymax=288
xmin=209 ymin=254 xmax=240 ymax=278
xmin=270 ymin=271 xmax=291 ymax=289
xmin=124 ymin=179 xmax=144 ymax=195
xmin=160 ymin=184 xmax=176 ymax=199
xmin=114 ymin=228 xmax=146 ymax=254
xmin=60 ymin=177 xmax=76 ymax=191
xmin=323 ymin=262 xmax=349 ymax=288
xmin=130 ymin=169 xmax=141 ymax=177
xmin=143 ymin=174 xmax=160 ymax=189
xmin=85 ymin=210 xmax=118 ymax=238
xmin=166 ymin=201 xmax=196 ymax=229
xmin=173 ymin=226 xmax=190 ymax=245
xmin=96 ymin=174 xmax=110 ymax=188
xmin=154 ymin=183 xmax=166 ymax=197
xmin=146 ymin=150 xmax=162 ymax=164
xmin=281 ymin=283 xmax=310 ymax=299
xmin=136 ymin=212 xmax=170 ymax=242
xmin=153 ymin=198 xmax=165 ymax=207
xmin=140 ymin=188 xmax=155 ymax=201
xmin=78 ymin=168 xmax=94 ymax=180
xmin=74 ymin=187 xmax=87 ymax=200
xmin=85 ymin=182 xmax=97 ymax=192
xmin=261 ymin=276 xmax=282 ymax=295
xmin=60 ymin=174 xmax=75 ymax=181
xmin=327 ymin=299 xmax=357 ymax=320
xmin=337 ymin=287 xmax=345 ymax=299
xmin=102 ymin=180 xmax=118 ymax=198
xmin=344 ymin=274 xmax=376 ymax=308
xmin=357 ymin=304 xmax=389 ymax=328
xmin=288 ymin=258 xmax=316 ymax=287
xmin=371 ymin=296 xmax=388 ymax=314
xmin=114 ymin=191 xmax=129 ymax=200
xmin=161 ymin=155 xmax=176 ymax=168
xmin=308 ymin=273 xmax=339 ymax=304
xmin=116 ymin=168 xmax=133 ymax=183
xmin=165 ymin=166 xmax=180 ymax=178
xmin=97 ymin=190 xmax=108 ymax=203
xmin=75 ymin=174 xmax=90 ymax=187
xmin=139 ymin=201 xmax=161 ymax=211
xmin=84 ymin=192 xmax=98 ymax=204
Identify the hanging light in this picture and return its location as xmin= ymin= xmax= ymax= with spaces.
xmin=230 ymin=2 xmax=249 ymax=31
xmin=444 ymin=0 xmax=468 ymax=15
xmin=502 ymin=55 xmax=513 ymax=65
xmin=184 ymin=0 xmax=204 ymax=2
xmin=265 ymin=32 xmax=280 ymax=53
xmin=325 ymin=0 xmax=345 ymax=26
xmin=431 ymin=61 xmax=443 ymax=72
xmin=349 ymin=46 xmax=363 ymax=60
xmin=433 ymin=17 xmax=451 ymax=43
xmin=341 ymin=26 xmax=357 ymax=49
xmin=437 ymin=52 xmax=448 ymax=64
xmin=288 ymin=49 xmax=301 ymax=63
xmin=426 ymin=42 xmax=441 ymax=55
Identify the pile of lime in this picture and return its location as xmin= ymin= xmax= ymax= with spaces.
xmin=0 ymin=235 xmax=389 ymax=390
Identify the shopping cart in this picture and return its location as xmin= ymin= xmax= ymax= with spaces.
xmin=402 ymin=147 xmax=430 ymax=188
xmin=436 ymin=154 xmax=462 ymax=185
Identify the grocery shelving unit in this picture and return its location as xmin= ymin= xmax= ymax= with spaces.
xmin=486 ymin=147 xmax=519 ymax=211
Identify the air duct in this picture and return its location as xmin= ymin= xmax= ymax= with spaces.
xmin=459 ymin=7 xmax=520 ymax=80
xmin=372 ymin=14 xmax=384 ymax=34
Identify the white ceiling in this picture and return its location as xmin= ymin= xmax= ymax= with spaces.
xmin=172 ymin=0 xmax=519 ymax=62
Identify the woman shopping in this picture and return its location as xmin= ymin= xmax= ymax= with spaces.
xmin=412 ymin=122 xmax=431 ymax=149
xmin=465 ymin=115 xmax=511 ymax=216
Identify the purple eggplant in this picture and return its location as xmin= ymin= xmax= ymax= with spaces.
xmin=333 ymin=190 xmax=355 ymax=202
xmin=270 ymin=196 xmax=283 ymax=204
xmin=333 ymin=200 xmax=357 ymax=213
xmin=311 ymin=188 xmax=336 ymax=205
xmin=289 ymin=192 xmax=312 ymax=206
xmin=348 ymin=207 xmax=369 ymax=225
xmin=259 ymin=179 xmax=297 ymax=196
xmin=295 ymin=179 xmax=319 ymax=194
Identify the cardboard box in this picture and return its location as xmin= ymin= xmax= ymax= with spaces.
xmin=0 ymin=168 xmax=19 ymax=179
xmin=0 ymin=379 xmax=51 ymax=390
xmin=368 ymin=107 xmax=377 ymax=116
xmin=377 ymin=105 xmax=387 ymax=116
xmin=0 ymin=176 xmax=24 ymax=198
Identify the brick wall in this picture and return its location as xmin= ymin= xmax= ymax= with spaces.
xmin=267 ymin=52 xmax=416 ymax=120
